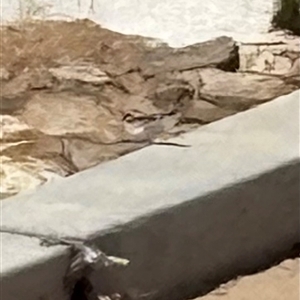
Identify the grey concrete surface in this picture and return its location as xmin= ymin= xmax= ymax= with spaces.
xmin=89 ymin=160 xmax=300 ymax=299
xmin=1 ymin=91 xmax=299 ymax=238
xmin=1 ymin=91 xmax=299 ymax=299
xmin=1 ymin=232 xmax=69 ymax=300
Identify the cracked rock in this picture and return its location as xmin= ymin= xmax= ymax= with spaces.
xmin=182 ymin=100 xmax=235 ymax=124
xmin=198 ymin=68 xmax=296 ymax=110
xmin=49 ymin=65 xmax=112 ymax=85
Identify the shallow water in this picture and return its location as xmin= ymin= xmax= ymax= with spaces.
xmin=1 ymin=0 xmax=273 ymax=46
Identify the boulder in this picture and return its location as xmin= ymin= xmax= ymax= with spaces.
xmin=1 ymin=20 xmax=298 ymax=197
xmin=197 ymin=68 xmax=297 ymax=110
xmin=20 ymin=92 xmax=123 ymax=144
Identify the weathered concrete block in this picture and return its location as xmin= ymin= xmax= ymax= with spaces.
xmin=1 ymin=90 xmax=299 ymax=299
xmin=90 ymin=160 xmax=299 ymax=299
xmin=1 ymin=233 xmax=69 ymax=300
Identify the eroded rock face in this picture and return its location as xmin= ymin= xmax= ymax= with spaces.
xmin=239 ymin=31 xmax=300 ymax=76
xmin=0 ymin=115 xmax=74 ymax=197
xmin=197 ymin=68 xmax=296 ymax=110
xmin=1 ymin=115 xmax=39 ymax=142
xmin=0 ymin=155 xmax=64 ymax=198
xmin=21 ymin=92 xmax=123 ymax=143
xmin=0 ymin=20 xmax=298 ymax=198
xmin=182 ymin=100 xmax=235 ymax=124
xmin=138 ymin=36 xmax=239 ymax=77
xmin=49 ymin=65 xmax=112 ymax=85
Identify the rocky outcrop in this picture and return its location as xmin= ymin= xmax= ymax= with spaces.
xmin=239 ymin=31 xmax=300 ymax=80
xmin=1 ymin=20 xmax=299 ymax=198
xmin=197 ymin=68 xmax=296 ymax=110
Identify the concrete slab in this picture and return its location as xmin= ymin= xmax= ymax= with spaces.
xmin=88 ymin=159 xmax=299 ymax=299
xmin=1 ymin=91 xmax=299 ymax=238
xmin=1 ymin=232 xmax=69 ymax=300
xmin=1 ymin=91 xmax=299 ymax=299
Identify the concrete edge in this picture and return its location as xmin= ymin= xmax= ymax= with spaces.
xmin=1 ymin=159 xmax=299 ymax=300
xmin=1 ymin=91 xmax=299 ymax=300
xmin=87 ymin=159 xmax=299 ymax=299
xmin=1 ymin=232 xmax=70 ymax=300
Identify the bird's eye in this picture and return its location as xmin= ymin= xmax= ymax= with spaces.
xmin=122 ymin=113 xmax=133 ymax=122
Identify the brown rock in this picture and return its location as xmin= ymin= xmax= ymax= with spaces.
xmin=0 ymin=115 xmax=40 ymax=142
xmin=1 ymin=96 xmax=30 ymax=115
xmin=273 ymin=55 xmax=293 ymax=74
xmin=1 ymin=136 xmax=63 ymax=159
xmin=148 ymin=79 xmax=194 ymax=112
xmin=140 ymin=36 xmax=239 ymax=77
xmin=239 ymin=33 xmax=300 ymax=75
xmin=2 ymin=20 xmax=297 ymax=198
xmin=49 ymin=65 xmax=112 ymax=85
xmin=20 ymin=92 xmax=124 ymax=143
xmin=198 ymin=68 xmax=297 ymax=110
xmin=182 ymin=100 xmax=235 ymax=124
xmin=1 ymin=134 xmax=77 ymax=177
xmin=62 ymin=138 xmax=145 ymax=171
xmin=1 ymin=69 xmax=53 ymax=98
xmin=285 ymin=57 xmax=300 ymax=78
xmin=1 ymin=72 xmax=33 ymax=98
xmin=114 ymin=72 xmax=146 ymax=95
xmin=1 ymin=69 xmax=53 ymax=114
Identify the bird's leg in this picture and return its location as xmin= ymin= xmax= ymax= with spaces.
xmin=89 ymin=0 xmax=95 ymax=13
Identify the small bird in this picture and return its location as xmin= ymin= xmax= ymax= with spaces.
xmin=123 ymin=112 xmax=165 ymax=140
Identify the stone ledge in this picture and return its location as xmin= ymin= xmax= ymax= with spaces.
xmin=1 ymin=90 xmax=299 ymax=299
xmin=89 ymin=159 xmax=299 ymax=299
xmin=1 ymin=232 xmax=69 ymax=300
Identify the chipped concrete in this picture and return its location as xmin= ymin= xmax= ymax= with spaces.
xmin=1 ymin=91 xmax=299 ymax=237
xmin=1 ymin=232 xmax=69 ymax=300
xmin=1 ymin=91 xmax=299 ymax=299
